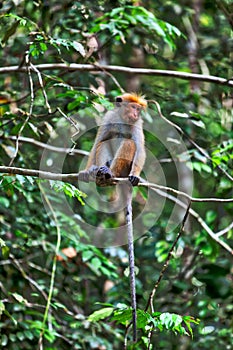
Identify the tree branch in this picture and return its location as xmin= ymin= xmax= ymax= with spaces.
xmin=2 ymin=136 xmax=88 ymax=156
xmin=0 ymin=166 xmax=232 ymax=255
xmin=0 ymin=63 xmax=232 ymax=87
xmin=0 ymin=166 xmax=232 ymax=203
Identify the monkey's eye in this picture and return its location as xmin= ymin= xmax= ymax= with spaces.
xmin=131 ymin=104 xmax=142 ymax=111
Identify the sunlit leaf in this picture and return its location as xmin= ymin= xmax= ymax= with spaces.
xmin=88 ymin=307 xmax=114 ymax=322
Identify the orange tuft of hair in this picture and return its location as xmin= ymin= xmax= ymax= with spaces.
xmin=121 ymin=93 xmax=147 ymax=108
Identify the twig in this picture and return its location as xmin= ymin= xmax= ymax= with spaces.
xmin=38 ymin=183 xmax=61 ymax=348
xmin=215 ymin=221 xmax=233 ymax=237
xmin=26 ymin=53 xmax=34 ymax=117
xmin=10 ymin=254 xmax=48 ymax=301
xmin=149 ymin=99 xmax=233 ymax=182
xmin=139 ymin=180 xmax=233 ymax=203
xmin=152 ymin=187 xmax=233 ymax=255
xmin=8 ymin=53 xmax=32 ymax=166
xmin=30 ymin=63 xmax=51 ymax=113
xmin=2 ymin=136 xmax=88 ymax=156
xmin=57 ymin=107 xmax=80 ymax=150
xmin=93 ymin=63 xmax=125 ymax=93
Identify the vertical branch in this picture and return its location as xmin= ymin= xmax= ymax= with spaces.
xmin=125 ymin=184 xmax=137 ymax=342
xmin=38 ymin=183 xmax=61 ymax=349
xmin=30 ymin=63 xmax=51 ymax=113
xmin=8 ymin=52 xmax=32 ymax=166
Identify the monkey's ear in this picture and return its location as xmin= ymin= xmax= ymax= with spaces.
xmin=115 ymin=96 xmax=123 ymax=107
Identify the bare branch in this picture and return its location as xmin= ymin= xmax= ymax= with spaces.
xmin=152 ymin=187 xmax=233 ymax=256
xmin=150 ymin=99 xmax=233 ymax=182
xmin=0 ymin=166 xmax=232 ymax=255
xmin=139 ymin=181 xmax=233 ymax=203
xmin=3 ymin=136 xmax=88 ymax=156
xmin=0 ymin=166 xmax=232 ymax=203
xmin=30 ymin=63 xmax=52 ymax=113
xmin=0 ymin=63 xmax=232 ymax=87
xmin=215 ymin=221 xmax=233 ymax=237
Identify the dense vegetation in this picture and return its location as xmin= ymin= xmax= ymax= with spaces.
xmin=0 ymin=1 xmax=232 ymax=349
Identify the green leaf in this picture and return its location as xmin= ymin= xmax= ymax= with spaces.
xmin=88 ymin=307 xmax=114 ymax=322
xmin=4 ymin=13 xmax=27 ymax=26
xmin=50 ymin=181 xmax=86 ymax=205
xmin=90 ymin=257 xmax=102 ymax=270
xmin=1 ymin=20 xmax=20 ymax=45
xmin=39 ymin=42 xmax=48 ymax=52
xmin=1 ymin=334 xmax=8 ymax=346
xmin=82 ymin=250 xmax=94 ymax=262
xmin=189 ymin=119 xmax=206 ymax=129
xmin=0 ymin=301 xmax=5 ymax=317
xmin=111 ymin=308 xmax=133 ymax=324
xmin=71 ymin=41 xmax=86 ymax=56
xmin=16 ymin=332 xmax=25 ymax=341
xmin=24 ymin=330 xmax=34 ymax=340
xmin=1 ymin=245 xmax=10 ymax=259
xmin=12 ymin=292 xmax=28 ymax=304
xmin=136 ymin=310 xmax=153 ymax=329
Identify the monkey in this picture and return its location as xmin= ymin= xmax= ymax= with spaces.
xmin=78 ymin=93 xmax=147 ymax=187
xmin=79 ymin=93 xmax=147 ymax=341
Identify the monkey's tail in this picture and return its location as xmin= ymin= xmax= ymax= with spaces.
xmin=125 ymin=184 xmax=137 ymax=342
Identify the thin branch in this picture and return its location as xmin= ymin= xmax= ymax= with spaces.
xmin=0 ymin=63 xmax=232 ymax=87
xmin=0 ymin=166 xmax=232 ymax=254
xmin=2 ymin=136 xmax=88 ymax=156
xmin=215 ymin=221 xmax=233 ymax=237
xmin=139 ymin=180 xmax=233 ymax=203
xmin=0 ymin=166 xmax=232 ymax=203
xmin=8 ymin=53 xmax=32 ymax=166
xmin=93 ymin=63 xmax=125 ymax=93
xmin=57 ymin=107 xmax=80 ymax=151
xmin=149 ymin=99 xmax=233 ymax=182
xmin=26 ymin=53 xmax=34 ymax=117
xmin=151 ymin=187 xmax=233 ymax=255
xmin=10 ymin=254 xmax=48 ymax=301
xmin=38 ymin=183 xmax=61 ymax=347
xmin=30 ymin=63 xmax=52 ymax=113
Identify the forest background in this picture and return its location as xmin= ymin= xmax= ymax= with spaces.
xmin=0 ymin=1 xmax=232 ymax=349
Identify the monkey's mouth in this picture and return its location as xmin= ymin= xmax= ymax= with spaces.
xmin=129 ymin=114 xmax=139 ymax=121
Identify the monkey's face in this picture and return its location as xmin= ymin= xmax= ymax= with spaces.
xmin=123 ymin=102 xmax=142 ymax=123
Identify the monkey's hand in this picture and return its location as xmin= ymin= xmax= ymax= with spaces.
xmin=78 ymin=170 xmax=90 ymax=182
xmin=129 ymin=175 xmax=140 ymax=186
xmin=97 ymin=165 xmax=113 ymax=180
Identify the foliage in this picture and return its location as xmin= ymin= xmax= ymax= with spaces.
xmin=0 ymin=0 xmax=232 ymax=349
xmin=89 ymin=304 xmax=200 ymax=339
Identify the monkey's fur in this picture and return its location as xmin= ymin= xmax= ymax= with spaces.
xmin=79 ymin=93 xmax=147 ymax=186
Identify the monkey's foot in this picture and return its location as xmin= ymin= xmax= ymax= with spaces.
xmin=78 ymin=166 xmax=99 ymax=182
xmin=129 ymin=175 xmax=140 ymax=186
xmin=97 ymin=165 xmax=113 ymax=180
